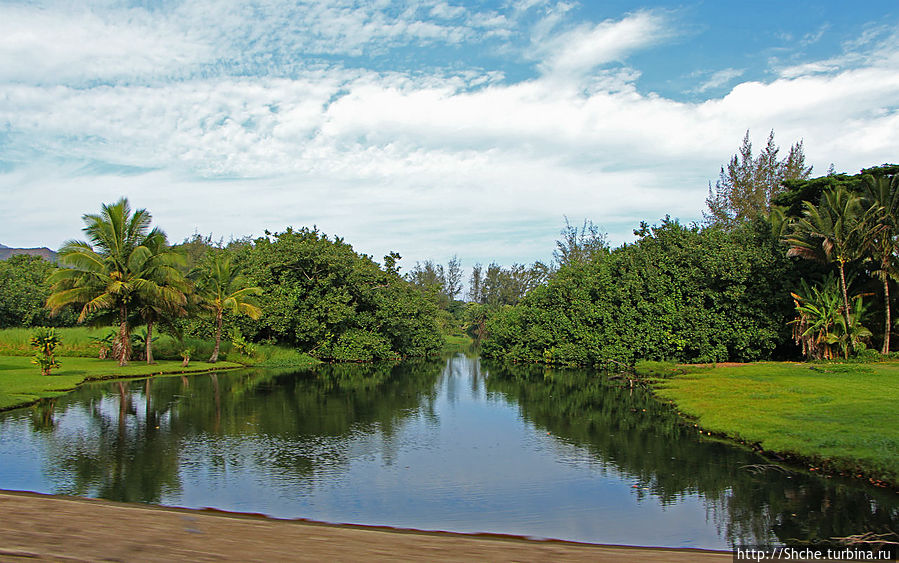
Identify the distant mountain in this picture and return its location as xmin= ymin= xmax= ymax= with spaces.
xmin=0 ymin=245 xmax=58 ymax=262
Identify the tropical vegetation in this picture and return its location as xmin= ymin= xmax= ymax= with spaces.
xmin=189 ymin=253 xmax=262 ymax=363
xmin=0 ymin=133 xmax=896 ymax=370
xmin=481 ymin=135 xmax=898 ymax=365
xmin=30 ymin=327 xmax=61 ymax=376
xmin=46 ymin=198 xmax=186 ymax=366
xmin=2 ymin=199 xmax=447 ymax=369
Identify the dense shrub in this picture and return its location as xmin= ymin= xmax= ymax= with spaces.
xmin=234 ymin=227 xmax=444 ymax=360
xmin=483 ymin=218 xmax=798 ymax=366
xmin=0 ymin=255 xmax=77 ymax=328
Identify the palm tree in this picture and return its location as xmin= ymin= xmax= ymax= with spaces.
xmin=190 ymin=253 xmax=262 ymax=363
xmin=47 ymin=198 xmax=178 ymax=366
xmin=134 ymin=237 xmax=190 ymax=364
xmin=861 ymin=173 xmax=899 ymax=353
xmin=784 ymin=187 xmax=872 ymax=339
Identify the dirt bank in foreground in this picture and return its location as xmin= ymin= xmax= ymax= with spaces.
xmin=0 ymin=490 xmax=730 ymax=562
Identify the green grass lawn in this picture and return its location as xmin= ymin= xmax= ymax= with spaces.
xmin=442 ymin=334 xmax=475 ymax=347
xmin=653 ymin=361 xmax=899 ymax=485
xmin=0 ymin=356 xmax=242 ymax=411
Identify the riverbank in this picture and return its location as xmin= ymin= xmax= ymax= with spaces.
xmin=0 ymin=356 xmax=243 ymax=411
xmin=651 ymin=361 xmax=899 ymax=487
xmin=0 ymin=490 xmax=731 ymax=562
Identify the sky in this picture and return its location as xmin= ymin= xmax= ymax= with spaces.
xmin=1 ymin=0 xmax=898 ymax=271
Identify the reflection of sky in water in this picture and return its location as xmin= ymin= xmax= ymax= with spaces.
xmin=0 ymin=354 xmax=895 ymax=549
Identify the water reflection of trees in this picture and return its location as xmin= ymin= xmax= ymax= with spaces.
xmin=39 ymin=380 xmax=182 ymax=503
xmin=34 ymin=360 xmax=443 ymax=504
xmin=482 ymin=360 xmax=899 ymax=547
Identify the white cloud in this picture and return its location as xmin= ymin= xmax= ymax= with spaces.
xmin=776 ymin=23 xmax=899 ymax=79
xmin=1 ymin=2 xmax=898 ymax=267
xmin=0 ymin=0 xmax=515 ymax=86
xmin=0 ymin=5 xmax=212 ymax=84
xmin=536 ymin=11 xmax=670 ymax=77
xmin=693 ymin=68 xmax=745 ymax=93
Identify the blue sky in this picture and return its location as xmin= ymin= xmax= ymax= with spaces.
xmin=1 ymin=0 xmax=897 ymax=271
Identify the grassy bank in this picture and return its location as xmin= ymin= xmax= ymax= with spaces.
xmin=0 ymin=327 xmax=319 ymax=366
xmin=0 ymin=326 xmax=321 ymax=411
xmin=0 ymin=326 xmax=228 ymax=359
xmin=0 ymin=356 xmax=245 ymax=411
xmin=651 ymin=361 xmax=899 ymax=486
xmin=442 ymin=334 xmax=476 ymax=349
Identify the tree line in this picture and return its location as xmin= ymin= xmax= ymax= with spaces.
xmin=3 ymin=131 xmax=896 ymax=367
xmin=482 ymin=131 xmax=899 ymax=365
xmin=7 ymin=198 xmax=446 ymax=366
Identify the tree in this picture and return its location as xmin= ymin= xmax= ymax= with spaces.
xmin=134 ymin=234 xmax=190 ymax=364
xmin=407 ymin=256 xmax=464 ymax=308
xmin=190 ymin=253 xmax=262 ymax=363
xmin=237 ymin=227 xmax=443 ymax=359
xmin=443 ymin=255 xmax=463 ymax=300
xmin=784 ymin=187 xmax=871 ymax=340
xmin=554 ymin=217 xmax=608 ymax=267
xmin=705 ymin=130 xmax=812 ymax=226
xmin=468 ymin=264 xmax=484 ymax=303
xmin=483 ymin=219 xmax=793 ymax=365
xmin=860 ymin=173 xmax=899 ymax=353
xmin=47 ymin=198 xmax=176 ymax=366
xmin=0 ymin=255 xmax=74 ymax=328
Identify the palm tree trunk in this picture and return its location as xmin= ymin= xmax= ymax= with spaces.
xmin=117 ymin=303 xmax=130 ymax=367
xmin=883 ymin=275 xmax=891 ymax=354
xmin=146 ymin=319 xmax=155 ymax=364
xmin=209 ymin=310 xmax=223 ymax=363
xmin=838 ymin=261 xmax=852 ymax=329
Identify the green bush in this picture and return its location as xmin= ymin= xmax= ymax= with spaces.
xmin=236 ymin=227 xmax=444 ymax=360
xmin=233 ymin=344 xmax=318 ymax=367
xmin=30 ymin=326 xmax=61 ymax=375
xmin=483 ymin=219 xmax=796 ymax=366
xmin=325 ymin=329 xmax=395 ymax=362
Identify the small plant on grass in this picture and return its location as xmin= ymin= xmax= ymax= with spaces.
xmin=89 ymin=329 xmax=116 ymax=360
xmin=230 ymin=329 xmax=257 ymax=358
xmin=30 ymin=327 xmax=61 ymax=376
xmin=180 ymin=348 xmax=192 ymax=367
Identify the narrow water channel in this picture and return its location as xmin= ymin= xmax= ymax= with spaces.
xmin=1 ymin=351 xmax=896 ymax=549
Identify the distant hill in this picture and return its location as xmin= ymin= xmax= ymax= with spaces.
xmin=0 ymin=244 xmax=58 ymax=262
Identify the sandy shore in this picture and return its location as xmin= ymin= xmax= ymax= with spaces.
xmin=0 ymin=490 xmax=732 ymax=562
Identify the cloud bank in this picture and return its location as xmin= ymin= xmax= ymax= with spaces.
xmin=1 ymin=2 xmax=897 ymax=268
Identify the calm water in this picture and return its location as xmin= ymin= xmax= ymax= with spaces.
xmin=1 ymin=351 xmax=897 ymax=549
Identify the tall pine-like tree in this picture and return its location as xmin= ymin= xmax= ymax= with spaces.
xmin=705 ymin=130 xmax=812 ymax=227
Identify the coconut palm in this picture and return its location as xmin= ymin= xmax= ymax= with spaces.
xmin=860 ymin=173 xmax=899 ymax=353
xmin=784 ymin=187 xmax=872 ymax=342
xmin=190 ymin=253 xmax=262 ymax=363
xmin=47 ymin=198 xmax=180 ymax=366
xmin=134 ymin=238 xmax=190 ymax=364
